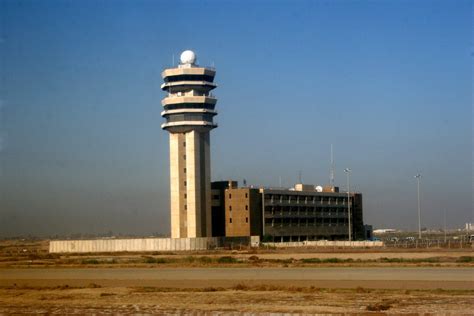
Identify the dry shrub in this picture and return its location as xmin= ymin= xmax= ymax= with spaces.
xmin=203 ymin=286 xmax=224 ymax=292
xmin=87 ymin=283 xmax=101 ymax=288
xmin=367 ymin=300 xmax=394 ymax=311
xmin=248 ymin=255 xmax=259 ymax=261
xmin=232 ymin=283 xmax=249 ymax=291
xmin=356 ymin=286 xmax=370 ymax=293
xmin=288 ymin=286 xmax=305 ymax=292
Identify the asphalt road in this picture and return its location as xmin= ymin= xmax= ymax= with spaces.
xmin=1 ymin=267 xmax=472 ymax=289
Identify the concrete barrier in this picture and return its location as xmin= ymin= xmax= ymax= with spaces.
xmin=49 ymin=236 xmax=258 ymax=253
xmin=262 ymin=240 xmax=384 ymax=248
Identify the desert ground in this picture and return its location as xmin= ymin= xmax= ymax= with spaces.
xmin=0 ymin=239 xmax=472 ymax=314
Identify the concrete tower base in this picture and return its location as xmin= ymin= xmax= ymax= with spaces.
xmin=170 ymin=131 xmax=211 ymax=238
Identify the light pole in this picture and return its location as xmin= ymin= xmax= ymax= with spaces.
xmin=443 ymin=209 xmax=447 ymax=243
xmin=344 ymin=168 xmax=352 ymax=242
xmin=414 ymin=173 xmax=422 ymax=239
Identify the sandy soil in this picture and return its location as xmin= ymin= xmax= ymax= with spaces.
xmin=1 ymin=240 xmax=473 ymax=314
xmin=0 ymin=286 xmax=472 ymax=314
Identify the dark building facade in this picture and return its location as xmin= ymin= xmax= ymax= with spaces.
xmin=261 ymin=188 xmax=364 ymax=242
xmin=210 ymin=181 xmax=237 ymax=237
xmin=211 ymin=181 xmax=366 ymax=241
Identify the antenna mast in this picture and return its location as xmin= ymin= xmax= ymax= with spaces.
xmin=330 ymin=144 xmax=335 ymax=186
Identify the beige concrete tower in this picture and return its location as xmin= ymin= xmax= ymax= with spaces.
xmin=161 ymin=50 xmax=217 ymax=238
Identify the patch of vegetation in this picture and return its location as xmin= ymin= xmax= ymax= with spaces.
xmin=197 ymin=256 xmax=213 ymax=264
xmin=217 ymin=256 xmax=238 ymax=264
xmin=143 ymin=257 xmax=168 ymax=264
xmin=378 ymin=257 xmax=442 ymax=263
xmin=322 ymin=258 xmax=342 ymax=263
xmin=456 ymin=256 xmax=473 ymax=263
xmin=301 ymin=258 xmax=321 ymax=263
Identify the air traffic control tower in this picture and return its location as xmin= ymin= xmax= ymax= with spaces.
xmin=161 ymin=50 xmax=218 ymax=238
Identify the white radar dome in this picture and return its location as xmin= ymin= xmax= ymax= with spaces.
xmin=180 ymin=50 xmax=196 ymax=64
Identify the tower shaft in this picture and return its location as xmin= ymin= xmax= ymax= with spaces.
xmin=169 ymin=131 xmax=211 ymax=238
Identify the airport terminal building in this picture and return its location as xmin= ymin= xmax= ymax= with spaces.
xmin=211 ymin=181 xmax=366 ymax=242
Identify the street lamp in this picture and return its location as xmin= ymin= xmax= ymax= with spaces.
xmin=414 ymin=173 xmax=422 ymax=239
xmin=344 ymin=168 xmax=352 ymax=242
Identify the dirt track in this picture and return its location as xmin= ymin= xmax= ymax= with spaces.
xmin=1 ymin=267 xmax=473 ymax=290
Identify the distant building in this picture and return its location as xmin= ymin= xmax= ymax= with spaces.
xmin=373 ymin=228 xmax=398 ymax=234
xmin=211 ymin=181 xmax=366 ymax=241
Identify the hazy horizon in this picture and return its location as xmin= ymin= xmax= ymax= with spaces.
xmin=1 ymin=0 xmax=472 ymax=238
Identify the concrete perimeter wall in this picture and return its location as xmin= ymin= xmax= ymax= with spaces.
xmin=262 ymin=240 xmax=384 ymax=248
xmin=49 ymin=236 xmax=255 ymax=253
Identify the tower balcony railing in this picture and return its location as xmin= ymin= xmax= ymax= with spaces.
xmin=161 ymin=121 xmax=218 ymax=130
xmin=166 ymin=92 xmax=216 ymax=98
xmin=162 ymin=65 xmax=216 ymax=72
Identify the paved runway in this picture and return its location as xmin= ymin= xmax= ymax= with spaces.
xmin=1 ymin=267 xmax=472 ymax=289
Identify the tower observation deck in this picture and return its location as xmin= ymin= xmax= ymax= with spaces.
xmin=161 ymin=50 xmax=217 ymax=238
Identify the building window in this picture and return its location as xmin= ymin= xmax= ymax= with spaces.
xmin=246 ymin=217 xmax=248 ymax=223
xmin=184 ymin=205 xmax=187 ymax=210
xmin=229 ymin=218 xmax=232 ymax=223
xmin=183 ymin=141 xmax=186 ymax=147
xmin=184 ymin=194 xmax=187 ymax=199
xmin=245 ymin=205 xmax=248 ymax=210
xmin=183 ymin=155 xmax=186 ymax=160
xmin=212 ymin=194 xmax=219 ymax=200
xmin=229 ymin=194 xmax=232 ymax=199
xmin=229 ymin=206 xmax=232 ymax=211
xmin=245 ymin=193 xmax=248 ymax=198
xmin=184 ymin=181 xmax=187 ymax=186
xmin=184 ymin=168 xmax=186 ymax=173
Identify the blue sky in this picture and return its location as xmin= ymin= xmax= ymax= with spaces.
xmin=0 ymin=0 xmax=472 ymax=237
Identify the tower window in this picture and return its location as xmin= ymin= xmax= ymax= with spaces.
xmin=229 ymin=206 xmax=232 ymax=211
xmin=184 ymin=205 xmax=187 ymax=210
xmin=184 ymin=194 xmax=187 ymax=199
xmin=184 ymin=168 xmax=186 ymax=173
xmin=183 ymin=141 xmax=186 ymax=147
xmin=184 ymin=181 xmax=187 ymax=186
xmin=245 ymin=217 xmax=248 ymax=223
xmin=229 ymin=194 xmax=232 ymax=199
xmin=245 ymin=205 xmax=248 ymax=210
xmin=229 ymin=218 xmax=232 ymax=223
xmin=183 ymin=155 xmax=186 ymax=160
xmin=245 ymin=193 xmax=248 ymax=198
